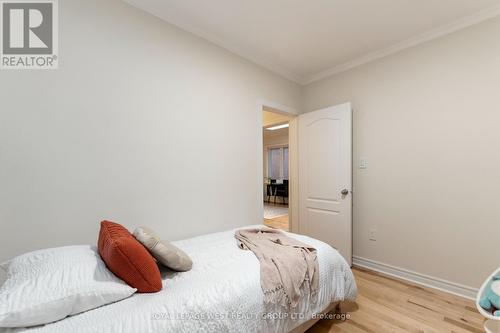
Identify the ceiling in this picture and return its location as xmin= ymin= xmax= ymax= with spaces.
xmin=263 ymin=127 xmax=288 ymax=144
xmin=263 ymin=108 xmax=294 ymax=128
xmin=262 ymin=109 xmax=291 ymax=145
xmin=124 ymin=0 xmax=500 ymax=84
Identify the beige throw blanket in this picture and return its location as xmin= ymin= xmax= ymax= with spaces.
xmin=235 ymin=228 xmax=318 ymax=308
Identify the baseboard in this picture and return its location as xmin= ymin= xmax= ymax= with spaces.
xmin=353 ymin=256 xmax=478 ymax=300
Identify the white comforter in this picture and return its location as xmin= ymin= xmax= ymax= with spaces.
xmin=2 ymin=226 xmax=357 ymax=333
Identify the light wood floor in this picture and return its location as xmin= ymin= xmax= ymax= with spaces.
xmin=264 ymin=214 xmax=289 ymax=231
xmin=308 ymin=267 xmax=484 ymax=333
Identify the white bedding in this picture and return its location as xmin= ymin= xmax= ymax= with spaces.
xmin=1 ymin=226 xmax=357 ymax=333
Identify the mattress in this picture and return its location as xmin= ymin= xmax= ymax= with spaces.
xmin=1 ymin=226 xmax=357 ymax=333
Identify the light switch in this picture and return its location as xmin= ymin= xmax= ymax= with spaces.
xmin=359 ymin=157 xmax=368 ymax=169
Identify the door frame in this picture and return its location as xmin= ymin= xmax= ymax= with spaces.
xmin=256 ymin=99 xmax=299 ymax=232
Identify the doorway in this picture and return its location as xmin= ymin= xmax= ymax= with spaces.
xmin=262 ymin=107 xmax=295 ymax=231
xmin=257 ymin=101 xmax=353 ymax=265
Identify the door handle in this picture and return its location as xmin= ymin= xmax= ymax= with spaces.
xmin=341 ymin=189 xmax=349 ymax=195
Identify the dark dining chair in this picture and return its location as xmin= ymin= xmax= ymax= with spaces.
xmin=275 ymin=179 xmax=289 ymax=204
xmin=266 ymin=179 xmax=277 ymax=202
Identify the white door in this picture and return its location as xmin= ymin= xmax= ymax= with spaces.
xmin=298 ymin=103 xmax=352 ymax=265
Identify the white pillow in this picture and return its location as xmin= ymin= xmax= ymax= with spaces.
xmin=0 ymin=245 xmax=136 ymax=328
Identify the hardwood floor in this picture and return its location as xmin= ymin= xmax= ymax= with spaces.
xmin=308 ymin=267 xmax=485 ymax=333
xmin=264 ymin=214 xmax=289 ymax=231
xmin=263 ymin=201 xmax=289 ymax=230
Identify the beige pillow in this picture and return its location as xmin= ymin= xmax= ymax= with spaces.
xmin=133 ymin=226 xmax=193 ymax=272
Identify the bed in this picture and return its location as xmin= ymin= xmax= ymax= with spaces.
xmin=0 ymin=225 xmax=357 ymax=333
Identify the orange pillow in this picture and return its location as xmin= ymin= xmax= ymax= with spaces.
xmin=98 ymin=220 xmax=162 ymax=293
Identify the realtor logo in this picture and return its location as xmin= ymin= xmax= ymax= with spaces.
xmin=0 ymin=0 xmax=58 ymax=69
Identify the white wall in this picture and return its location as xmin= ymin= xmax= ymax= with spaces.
xmin=303 ymin=17 xmax=500 ymax=288
xmin=0 ymin=0 xmax=301 ymax=262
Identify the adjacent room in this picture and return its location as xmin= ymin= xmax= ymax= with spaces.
xmin=263 ymin=108 xmax=294 ymax=231
xmin=1 ymin=0 xmax=499 ymax=333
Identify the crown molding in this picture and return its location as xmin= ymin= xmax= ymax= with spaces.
xmin=125 ymin=1 xmax=500 ymax=86
xmin=303 ymin=3 xmax=500 ymax=85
